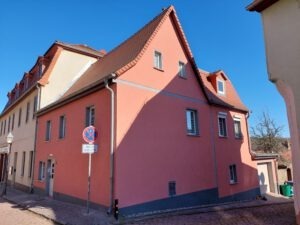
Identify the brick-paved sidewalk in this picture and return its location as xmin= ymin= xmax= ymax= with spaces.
xmin=1 ymin=186 xmax=114 ymax=225
xmin=0 ymin=186 xmax=296 ymax=225
xmin=123 ymin=203 xmax=296 ymax=225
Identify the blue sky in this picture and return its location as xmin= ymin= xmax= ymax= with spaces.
xmin=0 ymin=1 xmax=290 ymax=137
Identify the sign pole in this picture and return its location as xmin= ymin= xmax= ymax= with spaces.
xmin=82 ymin=126 xmax=98 ymax=214
xmin=87 ymin=152 xmax=92 ymax=214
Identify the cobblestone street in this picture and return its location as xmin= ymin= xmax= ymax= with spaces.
xmin=125 ymin=203 xmax=296 ymax=225
xmin=0 ymin=199 xmax=56 ymax=225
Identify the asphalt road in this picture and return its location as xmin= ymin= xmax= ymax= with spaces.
xmin=0 ymin=199 xmax=57 ymax=225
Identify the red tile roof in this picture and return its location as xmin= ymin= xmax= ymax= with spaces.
xmin=62 ymin=5 xmax=204 ymax=100
xmin=54 ymin=41 xmax=105 ymax=58
xmin=199 ymin=69 xmax=248 ymax=112
xmin=247 ymin=0 xmax=279 ymax=12
xmin=62 ymin=6 xmax=173 ymax=98
xmin=1 ymin=41 xmax=102 ymax=115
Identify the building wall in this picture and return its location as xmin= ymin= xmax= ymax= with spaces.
xmin=211 ymin=107 xmax=259 ymax=198
xmin=0 ymin=90 xmax=38 ymax=189
xmin=34 ymin=89 xmax=111 ymax=206
xmin=256 ymin=159 xmax=278 ymax=194
xmin=260 ymin=0 xmax=300 ymax=222
xmin=40 ymin=50 xmax=97 ymax=108
xmin=114 ymin=15 xmax=258 ymax=211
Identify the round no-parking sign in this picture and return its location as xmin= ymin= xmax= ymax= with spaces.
xmin=82 ymin=126 xmax=98 ymax=144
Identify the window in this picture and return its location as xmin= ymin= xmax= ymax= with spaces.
xmin=86 ymin=106 xmax=95 ymax=126
xmin=26 ymin=102 xmax=30 ymax=123
xmin=59 ymin=115 xmax=66 ymax=139
xmin=45 ymin=120 xmax=51 ymax=141
xmin=38 ymin=161 xmax=46 ymax=181
xmin=218 ymin=113 xmax=227 ymax=137
xmin=33 ymin=96 xmax=38 ymax=119
xmin=12 ymin=113 xmax=15 ymax=131
xmin=217 ymin=79 xmax=225 ymax=95
xmin=234 ymin=118 xmax=242 ymax=139
xmin=154 ymin=51 xmax=162 ymax=70
xmin=168 ymin=181 xmax=176 ymax=197
xmin=179 ymin=61 xmax=186 ymax=78
xmin=186 ymin=109 xmax=199 ymax=135
xmin=0 ymin=121 xmax=2 ymax=136
xmin=18 ymin=107 xmax=22 ymax=127
xmin=21 ymin=152 xmax=26 ymax=176
xmin=229 ymin=164 xmax=237 ymax=184
xmin=8 ymin=116 xmax=11 ymax=132
xmin=3 ymin=120 xmax=6 ymax=135
xmin=28 ymin=151 xmax=34 ymax=178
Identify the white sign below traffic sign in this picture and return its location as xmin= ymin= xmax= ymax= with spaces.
xmin=82 ymin=144 xmax=98 ymax=154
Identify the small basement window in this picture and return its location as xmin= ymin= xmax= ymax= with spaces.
xmin=168 ymin=181 xmax=176 ymax=197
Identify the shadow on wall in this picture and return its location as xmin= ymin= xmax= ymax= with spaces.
xmin=114 ymin=67 xmax=260 ymax=215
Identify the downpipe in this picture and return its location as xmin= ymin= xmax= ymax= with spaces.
xmin=105 ymin=75 xmax=116 ymax=215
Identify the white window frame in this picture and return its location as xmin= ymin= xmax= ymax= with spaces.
xmin=233 ymin=117 xmax=242 ymax=139
xmin=217 ymin=79 xmax=225 ymax=95
xmin=186 ymin=109 xmax=199 ymax=136
xmin=154 ymin=51 xmax=163 ymax=70
xmin=178 ymin=61 xmax=186 ymax=78
xmin=229 ymin=164 xmax=238 ymax=184
xmin=38 ymin=161 xmax=46 ymax=181
xmin=218 ymin=112 xmax=227 ymax=137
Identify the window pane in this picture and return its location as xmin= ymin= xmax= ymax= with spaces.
xmin=28 ymin=151 xmax=33 ymax=178
xmin=18 ymin=108 xmax=22 ymax=127
xmin=217 ymin=80 xmax=225 ymax=94
xmin=218 ymin=116 xmax=227 ymax=137
xmin=59 ymin=115 xmax=66 ymax=139
xmin=154 ymin=51 xmax=162 ymax=69
xmin=46 ymin=120 xmax=51 ymax=141
xmin=26 ymin=102 xmax=30 ymax=123
xmin=234 ymin=120 xmax=242 ymax=138
xmin=86 ymin=106 xmax=95 ymax=126
xmin=186 ymin=109 xmax=198 ymax=135
xmin=33 ymin=96 xmax=38 ymax=119
xmin=229 ymin=164 xmax=237 ymax=183
xmin=21 ymin=152 xmax=26 ymax=176
xmin=179 ymin=62 xmax=186 ymax=78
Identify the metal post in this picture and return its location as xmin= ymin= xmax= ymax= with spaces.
xmin=87 ymin=152 xmax=92 ymax=214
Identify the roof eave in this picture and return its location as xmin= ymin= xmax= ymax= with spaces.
xmin=247 ymin=0 xmax=279 ymax=12
xmin=252 ymin=152 xmax=279 ymax=160
xmin=37 ymin=74 xmax=115 ymax=117
xmin=1 ymin=84 xmax=38 ymax=117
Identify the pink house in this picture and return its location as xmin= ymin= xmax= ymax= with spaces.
xmin=33 ymin=6 xmax=259 ymax=216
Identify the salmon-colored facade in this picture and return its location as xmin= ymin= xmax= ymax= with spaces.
xmin=33 ymin=6 xmax=259 ymax=215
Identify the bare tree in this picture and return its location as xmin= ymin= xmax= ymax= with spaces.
xmin=251 ymin=111 xmax=284 ymax=153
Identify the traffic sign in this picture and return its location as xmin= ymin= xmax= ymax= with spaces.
xmin=82 ymin=126 xmax=98 ymax=144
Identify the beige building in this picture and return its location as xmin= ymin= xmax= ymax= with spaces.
xmin=0 ymin=41 xmax=103 ymax=191
xmin=247 ymin=0 xmax=300 ymax=223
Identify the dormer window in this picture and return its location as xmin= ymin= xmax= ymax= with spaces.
xmin=154 ymin=51 xmax=163 ymax=70
xmin=217 ymin=79 xmax=225 ymax=95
